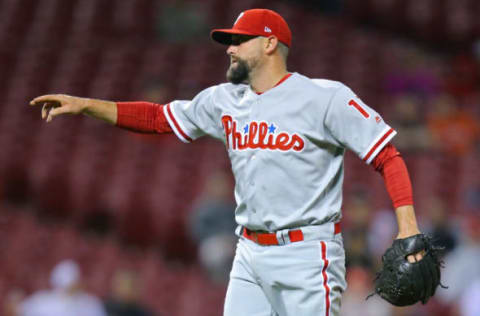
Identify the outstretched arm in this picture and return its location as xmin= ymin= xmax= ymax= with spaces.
xmin=30 ymin=94 xmax=117 ymax=124
xmin=30 ymin=95 xmax=173 ymax=134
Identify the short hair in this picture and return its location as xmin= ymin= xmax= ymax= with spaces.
xmin=277 ymin=42 xmax=289 ymax=61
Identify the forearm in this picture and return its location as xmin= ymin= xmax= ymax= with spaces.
xmin=82 ymin=98 xmax=118 ymax=125
xmin=115 ymin=102 xmax=172 ymax=133
xmin=372 ymin=143 xmax=420 ymax=238
xmin=83 ymin=99 xmax=174 ymax=133
xmin=395 ymin=205 xmax=421 ymax=239
xmin=372 ymin=143 xmax=413 ymax=208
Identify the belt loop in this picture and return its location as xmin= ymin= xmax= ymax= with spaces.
xmin=281 ymin=229 xmax=291 ymax=244
xmin=275 ymin=231 xmax=286 ymax=245
xmin=236 ymin=225 xmax=244 ymax=237
xmin=275 ymin=229 xmax=291 ymax=245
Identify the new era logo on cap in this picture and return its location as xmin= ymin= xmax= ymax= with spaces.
xmin=210 ymin=9 xmax=292 ymax=47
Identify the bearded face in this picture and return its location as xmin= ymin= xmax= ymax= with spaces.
xmin=226 ymin=35 xmax=261 ymax=85
xmin=226 ymin=57 xmax=250 ymax=84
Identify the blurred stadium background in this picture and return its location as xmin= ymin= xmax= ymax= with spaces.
xmin=0 ymin=0 xmax=479 ymax=315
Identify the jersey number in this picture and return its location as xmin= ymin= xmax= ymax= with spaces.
xmin=348 ymin=99 xmax=370 ymax=119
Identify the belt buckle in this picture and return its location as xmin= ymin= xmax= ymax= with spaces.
xmin=252 ymin=233 xmax=259 ymax=243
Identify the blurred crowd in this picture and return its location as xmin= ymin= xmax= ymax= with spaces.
xmin=3 ymin=259 xmax=153 ymax=316
xmin=0 ymin=0 xmax=479 ymax=315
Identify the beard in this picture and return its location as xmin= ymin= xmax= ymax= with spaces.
xmin=226 ymin=58 xmax=250 ymax=84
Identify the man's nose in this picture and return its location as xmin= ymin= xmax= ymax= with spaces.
xmin=226 ymin=45 xmax=236 ymax=55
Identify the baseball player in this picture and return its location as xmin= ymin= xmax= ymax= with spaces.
xmin=31 ymin=9 xmax=429 ymax=316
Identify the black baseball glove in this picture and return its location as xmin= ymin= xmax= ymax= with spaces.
xmin=369 ymin=234 xmax=446 ymax=306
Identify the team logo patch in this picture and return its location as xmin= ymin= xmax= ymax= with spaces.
xmin=221 ymin=115 xmax=305 ymax=152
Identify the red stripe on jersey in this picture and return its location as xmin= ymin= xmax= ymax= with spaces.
xmin=275 ymin=73 xmax=292 ymax=87
xmin=166 ymin=103 xmax=193 ymax=142
xmin=363 ymin=128 xmax=394 ymax=162
xmin=255 ymin=73 xmax=292 ymax=95
xmin=321 ymin=241 xmax=331 ymax=316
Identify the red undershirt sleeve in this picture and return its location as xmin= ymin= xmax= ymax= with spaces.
xmin=371 ymin=143 xmax=414 ymax=209
xmin=115 ymin=102 xmax=173 ymax=134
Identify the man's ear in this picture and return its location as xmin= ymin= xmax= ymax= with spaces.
xmin=264 ymin=36 xmax=279 ymax=55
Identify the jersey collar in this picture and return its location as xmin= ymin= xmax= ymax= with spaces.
xmin=255 ymin=73 xmax=293 ymax=95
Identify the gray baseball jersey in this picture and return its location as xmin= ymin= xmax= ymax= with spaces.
xmin=163 ymin=72 xmax=396 ymax=232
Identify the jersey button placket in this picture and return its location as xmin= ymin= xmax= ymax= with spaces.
xmin=245 ymin=97 xmax=259 ymax=215
xmin=249 ymin=154 xmax=256 ymax=186
xmin=249 ymin=97 xmax=259 ymax=188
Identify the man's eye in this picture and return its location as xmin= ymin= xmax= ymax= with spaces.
xmin=231 ymin=35 xmax=256 ymax=46
xmin=231 ymin=37 xmax=244 ymax=45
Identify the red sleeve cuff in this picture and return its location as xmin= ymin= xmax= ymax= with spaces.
xmin=116 ymin=102 xmax=173 ymax=134
xmin=372 ymin=143 xmax=414 ymax=209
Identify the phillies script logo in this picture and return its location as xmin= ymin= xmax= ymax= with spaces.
xmin=221 ymin=115 xmax=305 ymax=151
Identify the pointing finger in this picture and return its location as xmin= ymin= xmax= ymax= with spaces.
xmin=30 ymin=94 xmax=64 ymax=106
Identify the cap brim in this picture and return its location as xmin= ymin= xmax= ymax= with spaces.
xmin=210 ymin=28 xmax=260 ymax=45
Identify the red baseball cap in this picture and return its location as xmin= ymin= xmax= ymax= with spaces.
xmin=211 ymin=9 xmax=292 ymax=47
